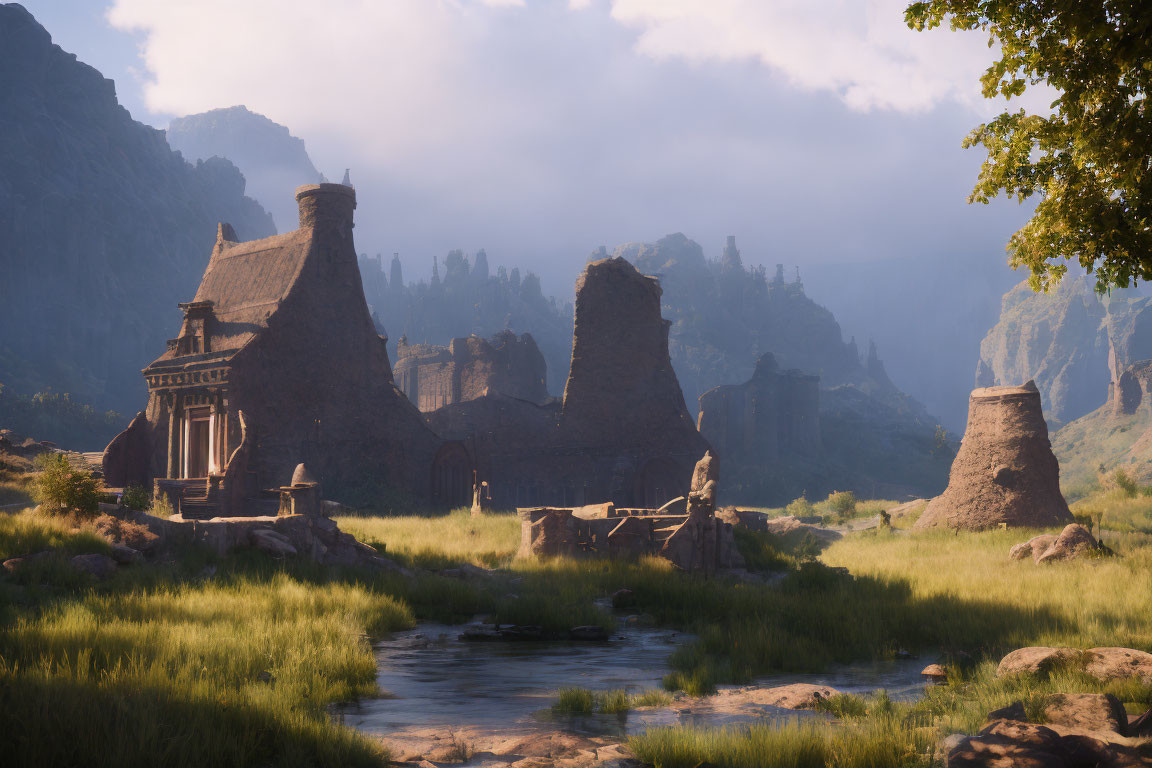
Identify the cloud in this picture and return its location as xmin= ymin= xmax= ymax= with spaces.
xmin=605 ymin=0 xmax=992 ymax=112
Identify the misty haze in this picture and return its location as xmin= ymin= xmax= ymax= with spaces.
xmin=2 ymin=2 xmax=1151 ymax=767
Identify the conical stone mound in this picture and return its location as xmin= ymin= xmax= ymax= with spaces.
xmin=915 ymin=382 xmax=1072 ymax=530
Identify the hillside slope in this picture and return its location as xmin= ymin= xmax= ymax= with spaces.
xmin=0 ymin=4 xmax=275 ymax=415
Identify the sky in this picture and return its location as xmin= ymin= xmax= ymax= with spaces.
xmin=18 ymin=0 xmax=1045 ymax=427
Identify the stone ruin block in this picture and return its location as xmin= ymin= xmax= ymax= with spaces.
xmin=916 ymin=382 xmax=1072 ymax=530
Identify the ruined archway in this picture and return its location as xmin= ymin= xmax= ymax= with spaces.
xmin=431 ymin=441 xmax=472 ymax=509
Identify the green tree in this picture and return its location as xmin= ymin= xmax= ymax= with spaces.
xmin=906 ymin=2 xmax=1152 ymax=291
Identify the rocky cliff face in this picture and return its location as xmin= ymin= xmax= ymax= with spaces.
xmin=167 ymin=106 xmax=319 ymax=233
xmin=616 ymin=233 xmax=907 ymax=411
xmin=977 ymin=276 xmax=1152 ymax=428
xmin=618 ymin=234 xmax=951 ymax=503
xmin=0 ymin=4 xmax=275 ymax=415
xmin=975 ymin=277 xmax=1111 ymax=428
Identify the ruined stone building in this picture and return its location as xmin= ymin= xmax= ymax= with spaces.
xmin=103 ymin=184 xmax=443 ymax=515
xmin=697 ymin=353 xmax=821 ymax=465
xmin=394 ymin=331 xmax=549 ymax=412
xmin=427 ymin=257 xmax=710 ymax=510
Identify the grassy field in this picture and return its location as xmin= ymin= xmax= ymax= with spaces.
xmin=4 ymin=497 xmax=1152 ymax=767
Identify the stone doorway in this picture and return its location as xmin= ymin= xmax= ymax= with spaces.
xmin=431 ymin=442 xmax=472 ymax=509
xmin=184 ymin=408 xmax=211 ymax=478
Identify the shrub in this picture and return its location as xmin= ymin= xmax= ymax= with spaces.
xmin=31 ymin=453 xmax=101 ymax=518
xmin=121 ymin=485 xmax=150 ymax=511
xmin=785 ymin=496 xmax=816 ymax=518
xmin=1109 ymin=468 xmax=1139 ymax=498
xmin=826 ymin=490 xmax=858 ymax=521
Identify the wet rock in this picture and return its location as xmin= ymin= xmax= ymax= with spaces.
xmin=570 ymin=625 xmax=610 ymax=642
xmin=109 ymin=544 xmax=143 ymax=565
xmin=1035 ymin=524 xmax=1099 ymax=564
xmin=611 ymin=588 xmax=636 ymax=611
xmin=1042 ymin=693 xmax=1128 ymax=734
xmin=996 ymin=646 xmax=1080 ymax=677
xmin=921 ymin=664 xmax=948 ymax=683
xmin=741 ymin=683 xmax=840 ymax=710
xmin=71 ymin=553 xmax=117 ymax=579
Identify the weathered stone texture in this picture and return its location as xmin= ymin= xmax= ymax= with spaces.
xmin=395 ymin=330 xmax=549 ymax=411
xmin=560 ymin=257 xmax=703 ymax=451
xmin=105 ymin=184 xmax=442 ymax=513
xmin=916 ymin=383 xmax=1072 ymax=530
xmin=698 ymin=353 xmax=820 ymax=482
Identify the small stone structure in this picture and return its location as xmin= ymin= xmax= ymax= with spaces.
xmin=517 ymin=452 xmax=743 ymax=573
xmin=394 ymin=331 xmax=550 ymax=412
xmin=916 ymin=382 xmax=1072 ymax=530
xmin=101 ymin=183 xmax=442 ymax=516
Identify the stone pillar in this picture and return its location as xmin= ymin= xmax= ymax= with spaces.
xmin=166 ymin=394 xmax=181 ymax=479
xmin=208 ymin=393 xmax=220 ymax=474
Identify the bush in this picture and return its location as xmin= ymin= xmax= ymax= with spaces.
xmin=826 ymin=491 xmax=858 ymax=521
xmin=1108 ymin=468 xmax=1139 ymax=498
xmin=785 ymin=496 xmax=816 ymax=518
xmin=121 ymin=485 xmax=150 ymax=511
xmin=31 ymin=453 xmax=102 ymax=518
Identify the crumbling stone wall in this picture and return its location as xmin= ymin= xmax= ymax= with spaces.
xmin=916 ymin=382 xmax=1072 ymax=530
xmin=395 ymin=331 xmax=549 ymax=411
xmin=429 ymin=257 xmax=710 ymax=510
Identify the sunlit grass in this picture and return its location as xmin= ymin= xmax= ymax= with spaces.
xmin=337 ymin=508 xmax=521 ymax=568
xmin=821 ymin=526 xmax=1152 ymax=652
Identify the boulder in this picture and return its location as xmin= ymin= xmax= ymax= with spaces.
xmin=760 ymin=515 xmax=842 ymax=550
xmin=1041 ymin=693 xmax=1128 ymax=734
xmin=1035 ymin=524 xmax=1099 ymax=564
xmin=109 ymin=544 xmax=143 ymax=565
xmin=986 ymin=701 xmax=1029 ymax=722
xmin=921 ymin=664 xmax=948 ymax=682
xmin=916 ymin=383 xmax=1072 ymax=530
xmin=948 ymin=716 xmax=1147 ymax=768
xmin=1009 ymin=533 xmax=1058 ymax=562
xmin=249 ymin=528 xmax=298 ymax=557
xmin=996 ymin=647 xmax=1081 ymax=678
xmin=1084 ymin=647 xmax=1152 ymax=684
xmin=70 ymin=553 xmax=118 ymax=579
xmin=750 ymin=683 xmax=840 ymax=710
xmin=2 ymin=550 xmax=52 ymax=574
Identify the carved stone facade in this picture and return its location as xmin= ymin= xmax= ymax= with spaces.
xmin=103 ymin=184 xmax=442 ymax=516
xmin=394 ymin=331 xmax=549 ymax=412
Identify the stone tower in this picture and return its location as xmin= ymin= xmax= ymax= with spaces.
xmin=915 ymin=382 xmax=1072 ymax=530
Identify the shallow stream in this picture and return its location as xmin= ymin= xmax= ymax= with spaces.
xmin=338 ymin=620 xmax=934 ymax=740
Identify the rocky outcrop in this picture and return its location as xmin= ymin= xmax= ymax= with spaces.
xmin=997 ymin=646 xmax=1152 ymax=685
xmin=0 ymin=6 xmax=275 ymax=416
xmin=976 ymin=276 xmax=1112 ymax=427
xmin=167 ymin=106 xmax=320 ymax=234
xmin=560 ymin=256 xmax=704 ymax=453
xmin=916 ymin=383 xmax=1072 ymax=530
xmin=698 ymin=353 xmax=821 ymax=495
xmin=947 ymin=716 xmax=1146 ymax=768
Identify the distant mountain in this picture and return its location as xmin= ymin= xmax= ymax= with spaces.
xmin=976 ymin=276 xmax=1152 ymax=428
xmin=167 ymin=105 xmax=320 ymax=232
xmin=360 ymin=250 xmax=574 ymax=396
xmin=0 ymin=4 xmax=275 ymax=416
xmin=615 ymin=233 xmax=952 ymax=502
